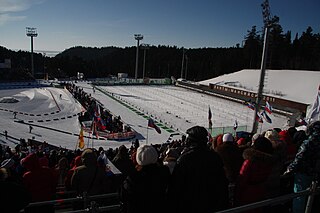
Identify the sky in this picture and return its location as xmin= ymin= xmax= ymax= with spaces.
xmin=0 ymin=0 xmax=319 ymax=54
xmin=1 ymin=69 xmax=318 ymax=152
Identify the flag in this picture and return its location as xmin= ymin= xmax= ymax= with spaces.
xmin=307 ymin=85 xmax=320 ymax=122
xmin=78 ymin=127 xmax=85 ymax=149
xmin=91 ymin=119 xmax=99 ymax=138
xmin=233 ymin=119 xmax=238 ymax=130
xmin=208 ymin=106 xmax=213 ymax=129
xmin=261 ymin=110 xmax=272 ymax=123
xmin=256 ymin=112 xmax=264 ymax=123
xmin=265 ymin=101 xmax=273 ymax=114
xmin=148 ymin=118 xmax=161 ymax=134
xmin=247 ymin=102 xmax=255 ymax=110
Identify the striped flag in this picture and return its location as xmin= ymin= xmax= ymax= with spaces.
xmin=265 ymin=101 xmax=273 ymax=114
xmin=208 ymin=106 xmax=213 ymax=129
xmin=261 ymin=110 xmax=272 ymax=123
xmin=148 ymin=118 xmax=161 ymax=134
xmin=78 ymin=127 xmax=85 ymax=149
xmin=256 ymin=112 xmax=264 ymax=123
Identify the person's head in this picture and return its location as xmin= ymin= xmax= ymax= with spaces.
xmin=185 ymin=126 xmax=209 ymax=147
xmin=253 ymin=137 xmax=273 ymax=154
xmin=81 ymin=148 xmax=97 ymax=166
xmin=136 ymin=145 xmax=158 ymax=166
xmin=222 ymin=133 xmax=234 ymax=143
xmin=264 ymin=129 xmax=280 ymax=142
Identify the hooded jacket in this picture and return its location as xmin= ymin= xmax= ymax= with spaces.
xmin=235 ymin=147 xmax=274 ymax=206
xmin=22 ymin=153 xmax=57 ymax=202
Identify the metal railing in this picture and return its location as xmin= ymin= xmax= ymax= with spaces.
xmin=25 ymin=181 xmax=319 ymax=213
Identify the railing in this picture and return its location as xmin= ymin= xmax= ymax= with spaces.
xmin=25 ymin=181 xmax=319 ymax=213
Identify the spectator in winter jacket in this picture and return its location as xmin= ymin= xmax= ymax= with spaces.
xmin=215 ymin=133 xmax=243 ymax=183
xmin=168 ymin=126 xmax=229 ymax=212
xmin=120 ymin=145 xmax=170 ymax=213
xmin=22 ymin=153 xmax=57 ymax=213
xmin=284 ymin=121 xmax=320 ymax=213
xmin=235 ymin=137 xmax=274 ymax=213
xmin=71 ymin=148 xmax=110 ymax=196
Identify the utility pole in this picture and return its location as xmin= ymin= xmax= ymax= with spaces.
xmin=26 ymin=27 xmax=38 ymax=78
xmin=180 ymin=47 xmax=186 ymax=79
xmin=141 ymin=43 xmax=150 ymax=79
xmin=134 ymin=34 xmax=143 ymax=80
xmin=252 ymin=0 xmax=272 ymax=133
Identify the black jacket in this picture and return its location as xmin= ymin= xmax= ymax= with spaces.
xmin=168 ymin=145 xmax=229 ymax=213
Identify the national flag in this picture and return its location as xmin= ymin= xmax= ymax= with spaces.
xmin=256 ymin=112 xmax=264 ymax=123
xmin=208 ymin=106 xmax=213 ymax=129
xmin=233 ymin=119 xmax=238 ymax=130
xmin=78 ymin=127 xmax=85 ymax=149
xmin=307 ymin=85 xmax=320 ymax=122
xmin=265 ymin=101 xmax=273 ymax=114
xmin=91 ymin=119 xmax=99 ymax=138
xmin=247 ymin=102 xmax=255 ymax=110
xmin=261 ymin=110 xmax=272 ymax=123
xmin=148 ymin=118 xmax=161 ymax=134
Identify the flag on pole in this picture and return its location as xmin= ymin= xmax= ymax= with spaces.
xmin=91 ymin=120 xmax=99 ymax=138
xmin=78 ymin=127 xmax=85 ymax=149
xmin=233 ymin=119 xmax=238 ymax=130
xmin=307 ymin=85 xmax=320 ymax=122
xmin=256 ymin=112 xmax=264 ymax=123
xmin=265 ymin=101 xmax=273 ymax=114
xmin=148 ymin=118 xmax=161 ymax=134
xmin=261 ymin=110 xmax=272 ymax=123
xmin=208 ymin=106 xmax=213 ymax=129
xmin=247 ymin=102 xmax=255 ymax=110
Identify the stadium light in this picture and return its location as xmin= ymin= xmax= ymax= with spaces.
xmin=140 ymin=43 xmax=150 ymax=79
xmin=26 ymin=27 xmax=38 ymax=78
xmin=134 ymin=34 xmax=143 ymax=79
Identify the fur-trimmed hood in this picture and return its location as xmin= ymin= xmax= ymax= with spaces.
xmin=243 ymin=148 xmax=274 ymax=164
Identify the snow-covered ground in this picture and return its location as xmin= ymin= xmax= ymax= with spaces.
xmin=0 ymin=69 xmax=318 ymax=151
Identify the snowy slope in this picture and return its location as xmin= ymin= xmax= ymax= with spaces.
xmin=199 ymin=69 xmax=320 ymax=104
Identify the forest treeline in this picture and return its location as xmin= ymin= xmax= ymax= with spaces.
xmin=1 ymin=19 xmax=319 ymax=81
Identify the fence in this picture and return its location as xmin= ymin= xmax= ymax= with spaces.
xmin=25 ymin=180 xmax=319 ymax=213
xmin=209 ymin=125 xmax=248 ymax=137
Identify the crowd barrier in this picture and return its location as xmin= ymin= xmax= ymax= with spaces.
xmin=25 ymin=180 xmax=319 ymax=213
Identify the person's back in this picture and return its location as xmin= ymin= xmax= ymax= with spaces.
xmin=168 ymin=126 xmax=229 ymax=212
xmin=71 ymin=149 xmax=109 ymax=196
xmin=120 ymin=145 xmax=170 ymax=213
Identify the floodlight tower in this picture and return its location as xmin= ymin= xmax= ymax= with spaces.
xmin=26 ymin=27 xmax=38 ymax=78
xmin=134 ymin=34 xmax=143 ymax=79
xmin=252 ymin=0 xmax=272 ymax=133
xmin=141 ymin=43 xmax=150 ymax=79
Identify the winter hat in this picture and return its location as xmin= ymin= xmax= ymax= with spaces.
xmin=222 ymin=133 xmax=234 ymax=143
xmin=186 ymin=126 xmax=209 ymax=146
xmin=136 ymin=145 xmax=158 ymax=166
xmin=253 ymin=137 xmax=273 ymax=154
xmin=0 ymin=158 xmax=14 ymax=169
xmin=264 ymin=129 xmax=279 ymax=141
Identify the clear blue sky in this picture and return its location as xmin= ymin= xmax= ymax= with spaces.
xmin=0 ymin=0 xmax=319 ymax=54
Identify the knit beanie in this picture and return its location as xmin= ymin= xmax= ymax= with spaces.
xmin=136 ymin=145 xmax=158 ymax=166
xmin=222 ymin=133 xmax=234 ymax=143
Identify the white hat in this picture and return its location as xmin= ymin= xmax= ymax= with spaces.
xmin=222 ymin=133 xmax=234 ymax=142
xmin=136 ymin=145 xmax=158 ymax=166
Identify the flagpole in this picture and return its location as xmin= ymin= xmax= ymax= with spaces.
xmin=146 ymin=126 xmax=149 ymax=145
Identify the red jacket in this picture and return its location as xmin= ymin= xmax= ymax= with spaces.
xmin=22 ymin=153 xmax=57 ymax=202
